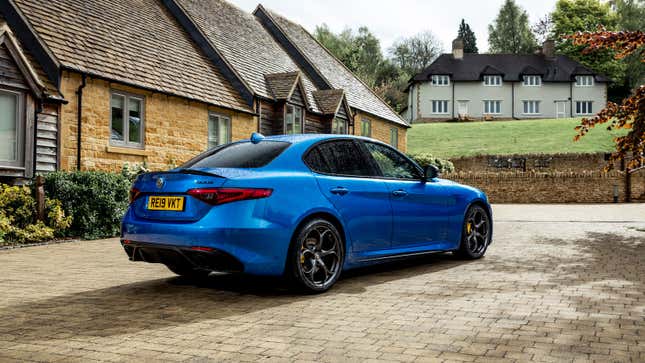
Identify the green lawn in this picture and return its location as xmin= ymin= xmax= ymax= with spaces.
xmin=407 ymin=118 xmax=623 ymax=158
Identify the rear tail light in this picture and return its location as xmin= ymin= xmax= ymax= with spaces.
xmin=187 ymin=188 xmax=272 ymax=205
xmin=190 ymin=246 xmax=214 ymax=252
xmin=129 ymin=188 xmax=141 ymax=203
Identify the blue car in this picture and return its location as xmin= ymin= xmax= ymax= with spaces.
xmin=121 ymin=133 xmax=492 ymax=292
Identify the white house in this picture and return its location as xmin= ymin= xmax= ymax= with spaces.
xmin=405 ymin=39 xmax=609 ymax=122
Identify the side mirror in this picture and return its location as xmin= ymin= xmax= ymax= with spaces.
xmin=424 ymin=165 xmax=439 ymax=180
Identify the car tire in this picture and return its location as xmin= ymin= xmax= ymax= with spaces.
xmin=289 ymin=218 xmax=344 ymax=293
xmin=165 ymin=264 xmax=210 ymax=279
xmin=455 ymin=205 xmax=491 ymax=259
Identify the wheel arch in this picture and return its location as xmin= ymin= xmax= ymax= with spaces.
xmin=283 ymin=209 xmax=349 ymax=274
xmin=461 ymin=198 xmax=493 ymax=245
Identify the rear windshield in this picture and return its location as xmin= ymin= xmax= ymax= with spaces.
xmin=182 ymin=141 xmax=290 ymax=169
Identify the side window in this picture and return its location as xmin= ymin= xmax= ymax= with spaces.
xmin=305 ymin=140 xmax=373 ymax=177
xmin=364 ymin=142 xmax=420 ymax=180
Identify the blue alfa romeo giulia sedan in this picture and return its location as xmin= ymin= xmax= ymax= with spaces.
xmin=121 ymin=134 xmax=492 ymax=292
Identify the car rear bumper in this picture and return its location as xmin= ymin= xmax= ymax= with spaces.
xmin=121 ymin=241 xmax=244 ymax=273
xmin=121 ymin=208 xmax=293 ymax=276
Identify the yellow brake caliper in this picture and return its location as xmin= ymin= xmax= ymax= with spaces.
xmin=466 ymin=222 xmax=472 ymax=235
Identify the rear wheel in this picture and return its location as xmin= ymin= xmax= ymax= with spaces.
xmin=456 ymin=205 xmax=491 ymax=259
xmin=289 ymin=219 xmax=344 ymax=293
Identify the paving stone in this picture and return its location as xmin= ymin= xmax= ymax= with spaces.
xmin=0 ymin=205 xmax=643 ymax=362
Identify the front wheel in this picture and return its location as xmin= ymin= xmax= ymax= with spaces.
xmin=289 ymin=219 xmax=344 ymax=293
xmin=455 ymin=205 xmax=491 ymax=259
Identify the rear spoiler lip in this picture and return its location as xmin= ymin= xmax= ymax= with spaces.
xmin=134 ymin=169 xmax=226 ymax=182
xmin=173 ymin=168 xmax=225 ymax=178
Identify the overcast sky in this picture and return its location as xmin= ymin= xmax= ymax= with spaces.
xmin=229 ymin=0 xmax=557 ymax=54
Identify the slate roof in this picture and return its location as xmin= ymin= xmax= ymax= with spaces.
xmin=174 ymin=0 xmax=320 ymax=112
xmin=312 ymin=89 xmax=345 ymax=115
xmin=260 ymin=7 xmax=409 ymax=127
xmin=12 ymin=0 xmax=252 ymax=112
xmin=264 ymin=71 xmax=300 ymax=100
xmin=413 ymin=53 xmax=610 ymax=83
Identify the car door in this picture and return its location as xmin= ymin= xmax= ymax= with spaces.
xmin=362 ymin=141 xmax=454 ymax=249
xmin=304 ymin=139 xmax=392 ymax=253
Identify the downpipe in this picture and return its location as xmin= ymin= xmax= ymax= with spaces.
xmin=75 ymin=74 xmax=87 ymax=171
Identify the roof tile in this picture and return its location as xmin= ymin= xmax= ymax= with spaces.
xmin=13 ymin=0 xmax=252 ymax=112
xmin=262 ymin=8 xmax=408 ymax=127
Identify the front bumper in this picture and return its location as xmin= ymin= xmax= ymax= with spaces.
xmin=121 ymin=241 xmax=244 ymax=273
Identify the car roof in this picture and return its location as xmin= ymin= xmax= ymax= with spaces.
xmin=250 ymin=133 xmax=375 ymax=145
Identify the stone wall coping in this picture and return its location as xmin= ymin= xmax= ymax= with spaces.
xmin=449 ymin=152 xmax=608 ymax=160
xmin=444 ymin=170 xmax=624 ymax=179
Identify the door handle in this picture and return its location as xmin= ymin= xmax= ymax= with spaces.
xmin=392 ymin=189 xmax=408 ymax=197
xmin=330 ymin=187 xmax=349 ymax=196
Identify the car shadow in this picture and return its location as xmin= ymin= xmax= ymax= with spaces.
xmin=1 ymin=252 xmax=469 ymax=343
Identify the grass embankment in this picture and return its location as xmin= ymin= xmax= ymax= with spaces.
xmin=407 ymin=118 xmax=624 ymax=158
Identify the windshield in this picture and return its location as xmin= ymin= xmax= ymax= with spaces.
xmin=181 ymin=141 xmax=290 ymax=169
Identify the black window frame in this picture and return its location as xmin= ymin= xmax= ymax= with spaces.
xmin=302 ymin=138 xmax=379 ymax=178
xmin=361 ymin=140 xmax=423 ymax=181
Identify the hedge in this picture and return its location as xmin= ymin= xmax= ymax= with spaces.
xmin=42 ymin=171 xmax=131 ymax=239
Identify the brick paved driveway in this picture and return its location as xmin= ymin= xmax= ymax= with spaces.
xmin=0 ymin=204 xmax=643 ymax=362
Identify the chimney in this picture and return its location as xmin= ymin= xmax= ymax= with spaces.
xmin=452 ymin=38 xmax=464 ymax=60
xmin=542 ymin=39 xmax=555 ymax=58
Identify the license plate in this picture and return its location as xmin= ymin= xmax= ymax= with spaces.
xmin=147 ymin=196 xmax=185 ymax=211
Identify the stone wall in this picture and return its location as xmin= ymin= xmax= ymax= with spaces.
xmin=451 ymin=153 xmax=611 ymax=173
xmin=445 ymin=171 xmax=645 ymax=203
xmin=59 ymin=71 xmax=257 ymax=172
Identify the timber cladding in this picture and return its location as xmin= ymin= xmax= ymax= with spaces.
xmin=446 ymin=171 xmax=644 ymax=203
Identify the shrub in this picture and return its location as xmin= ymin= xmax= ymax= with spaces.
xmin=407 ymin=153 xmax=455 ymax=173
xmin=0 ymin=184 xmax=71 ymax=245
xmin=43 ymin=171 xmax=131 ymax=239
xmin=121 ymin=161 xmax=150 ymax=183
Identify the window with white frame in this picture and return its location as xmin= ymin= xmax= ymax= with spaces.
xmin=523 ymin=75 xmax=542 ymax=86
xmin=576 ymin=101 xmax=593 ymax=115
xmin=332 ymin=117 xmax=347 ymax=134
xmin=110 ymin=91 xmax=144 ymax=148
xmin=431 ymin=100 xmax=449 ymax=114
xmin=483 ymin=100 xmax=501 ymax=114
xmin=431 ymin=75 xmax=450 ymax=86
xmin=360 ymin=118 xmax=371 ymax=137
xmin=522 ymin=100 xmax=540 ymax=114
xmin=208 ymin=113 xmax=231 ymax=148
xmin=0 ymin=89 xmax=23 ymax=165
xmin=284 ymin=104 xmax=303 ymax=134
xmin=483 ymin=75 xmax=502 ymax=86
xmin=575 ymin=75 xmax=594 ymax=86
xmin=390 ymin=128 xmax=398 ymax=148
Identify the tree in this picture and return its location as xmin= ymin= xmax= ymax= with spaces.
xmin=550 ymin=0 xmax=625 ymax=100
xmin=488 ymin=0 xmax=538 ymax=54
xmin=532 ymin=14 xmax=553 ymax=44
xmin=615 ymin=0 xmax=645 ymax=91
xmin=389 ymin=31 xmax=443 ymax=76
xmin=568 ymin=28 xmax=645 ymax=171
xmin=457 ymin=19 xmax=478 ymax=53
xmin=314 ymin=24 xmax=385 ymax=87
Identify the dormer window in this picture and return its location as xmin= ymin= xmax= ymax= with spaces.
xmin=431 ymin=75 xmax=450 ymax=86
xmin=483 ymin=75 xmax=502 ymax=86
xmin=284 ymin=104 xmax=303 ymax=134
xmin=575 ymin=75 xmax=594 ymax=87
xmin=523 ymin=75 xmax=541 ymax=86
